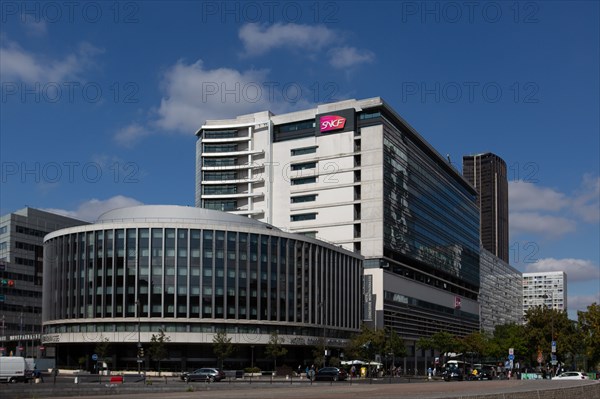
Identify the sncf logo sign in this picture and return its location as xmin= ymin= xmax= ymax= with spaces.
xmin=320 ymin=115 xmax=346 ymax=132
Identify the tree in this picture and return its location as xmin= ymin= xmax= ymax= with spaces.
xmin=95 ymin=335 xmax=110 ymax=365
xmin=489 ymin=323 xmax=528 ymax=361
xmin=524 ymin=305 xmax=577 ymax=367
xmin=578 ymin=303 xmax=600 ymax=370
xmin=265 ymin=331 xmax=287 ymax=373
xmin=458 ymin=331 xmax=490 ymax=366
xmin=384 ymin=328 xmax=407 ymax=359
xmin=344 ymin=325 xmax=406 ymax=364
xmin=212 ymin=331 xmax=235 ymax=369
xmin=147 ymin=329 xmax=170 ymax=375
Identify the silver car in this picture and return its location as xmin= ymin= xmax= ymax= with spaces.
xmin=180 ymin=368 xmax=226 ymax=382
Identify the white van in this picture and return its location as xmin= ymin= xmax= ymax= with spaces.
xmin=0 ymin=356 xmax=29 ymax=383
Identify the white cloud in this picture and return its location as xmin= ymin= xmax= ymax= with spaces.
xmin=44 ymin=195 xmax=143 ymax=222
xmin=572 ymin=174 xmax=600 ymax=223
xmin=114 ymin=123 xmax=151 ymax=147
xmin=0 ymin=39 xmax=102 ymax=83
xmin=509 ymin=175 xmax=600 ymax=239
xmin=22 ymin=15 xmax=47 ymax=36
xmin=154 ymin=59 xmax=273 ymax=133
xmin=510 ymin=211 xmax=576 ymax=238
xmin=509 ymin=180 xmax=569 ymax=212
xmin=239 ymin=23 xmax=336 ymax=56
xmin=524 ymin=257 xmax=599 ymax=282
xmin=569 ymin=294 xmax=600 ymax=313
xmin=115 ymin=59 xmax=324 ymax=145
xmin=328 ymin=46 xmax=375 ymax=69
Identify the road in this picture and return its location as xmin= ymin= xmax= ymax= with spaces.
xmin=2 ymin=377 xmax=598 ymax=399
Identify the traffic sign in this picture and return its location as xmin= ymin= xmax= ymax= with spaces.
xmin=508 ymin=354 xmax=514 ymax=361
xmin=509 ymin=348 xmax=514 ymax=355
xmin=92 ymin=353 xmax=98 ymax=361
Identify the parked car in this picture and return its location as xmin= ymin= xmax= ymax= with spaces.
xmin=471 ymin=367 xmax=494 ymax=381
xmin=180 ymin=368 xmax=226 ymax=382
xmin=442 ymin=367 xmax=464 ymax=381
xmin=554 ymin=371 xmax=588 ymax=380
xmin=0 ymin=356 xmax=30 ymax=383
xmin=315 ymin=367 xmax=348 ymax=381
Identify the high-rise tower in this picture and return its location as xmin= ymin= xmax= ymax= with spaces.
xmin=462 ymin=153 xmax=509 ymax=262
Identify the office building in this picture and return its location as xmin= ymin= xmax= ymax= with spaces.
xmin=195 ymin=97 xmax=481 ymax=370
xmin=0 ymin=207 xmax=87 ymax=357
xmin=522 ymin=271 xmax=567 ymax=317
xmin=42 ymin=205 xmax=363 ymax=370
xmin=462 ymin=153 xmax=509 ymax=262
xmin=478 ymin=248 xmax=523 ymax=333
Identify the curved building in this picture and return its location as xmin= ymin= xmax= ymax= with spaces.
xmin=42 ymin=205 xmax=363 ymax=370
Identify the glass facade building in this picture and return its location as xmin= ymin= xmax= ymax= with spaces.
xmin=196 ymin=98 xmax=481 ymax=374
xmin=42 ymin=206 xmax=363 ymax=370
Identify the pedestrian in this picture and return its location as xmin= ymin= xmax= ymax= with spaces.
xmin=53 ymin=368 xmax=58 ymax=385
xmin=34 ymin=366 xmax=44 ymax=383
xmin=350 ymin=365 xmax=356 ymax=378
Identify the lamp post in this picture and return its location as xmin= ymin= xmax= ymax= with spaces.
xmin=136 ymin=300 xmax=141 ymax=373
xmin=319 ymin=302 xmax=327 ymax=368
xmin=250 ymin=345 xmax=254 ymax=369
xmin=542 ymin=291 xmax=556 ymax=377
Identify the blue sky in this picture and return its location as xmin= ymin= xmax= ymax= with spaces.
xmin=1 ymin=1 xmax=598 ymax=319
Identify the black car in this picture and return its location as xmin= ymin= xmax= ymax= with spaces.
xmin=442 ymin=367 xmax=464 ymax=381
xmin=315 ymin=367 xmax=348 ymax=381
xmin=180 ymin=368 xmax=226 ymax=382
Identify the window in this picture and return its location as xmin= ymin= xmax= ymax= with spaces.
xmin=203 ymin=185 xmax=237 ymax=195
xmin=298 ymin=231 xmax=317 ymax=238
xmin=0 ymin=226 xmax=7 ymax=235
xmin=291 ymin=176 xmax=316 ymax=185
xmin=278 ymin=120 xmax=315 ymax=133
xmin=291 ymin=213 xmax=317 ymax=222
xmin=359 ymin=111 xmax=381 ymax=120
xmin=291 ymin=161 xmax=316 ymax=171
xmin=291 ymin=194 xmax=317 ymax=203
xmin=204 ymin=130 xmax=237 ymax=139
xmin=203 ymin=171 xmax=237 ymax=181
xmin=291 ymin=146 xmax=317 ymax=156
xmin=203 ymin=144 xmax=237 ymax=153
xmin=203 ymin=158 xmax=237 ymax=167
xmin=202 ymin=200 xmax=237 ymax=212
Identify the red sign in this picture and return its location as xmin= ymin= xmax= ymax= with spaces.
xmin=320 ymin=115 xmax=346 ymax=132
xmin=454 ymin=296 xmax=461 ymax=309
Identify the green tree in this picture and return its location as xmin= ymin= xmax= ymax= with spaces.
xmin=524 ymin=305 xmax=577 ymax=366
xmin=265 ymin=331 xmax=287 ymax=373
xmin=344 ymin=325 xmax=406 ymax=365
xmin=212 ymin=331 xmax=235 ymax=369
xmin=94 ymin=335 xmax=110 ymax=365
xmin=384 ymin=328 xmax=407 ymax=359
xmin=147 ymin=329 xmax=170 ymax=375
xmin=489 ymin=323 xmax=528 ymax=361
xmin=458 ymin=331 xmax=491 ymax=366
xmin=344 ymin=325 xmax=381 ymax=361
xmin=578 ymin=303 xmax=600 ymax=370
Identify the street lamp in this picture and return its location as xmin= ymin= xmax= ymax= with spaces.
xmin=542 ymin=291 xmax=556 ymax=376
xmin=319 ymin=302 xmax=327 ymax=368
xmin=136 ymin=300 xmax=142 ymax=373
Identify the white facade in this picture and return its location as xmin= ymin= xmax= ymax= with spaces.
xmin=195 ymin=97 xmax=483 ymax=360
xmin=522 ymin=271 xmax=567 ymax=317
